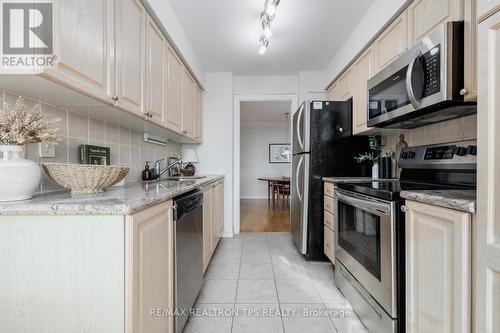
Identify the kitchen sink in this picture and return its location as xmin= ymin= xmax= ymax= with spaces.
xmin=165 ymin=176 xmax=207 ymax=181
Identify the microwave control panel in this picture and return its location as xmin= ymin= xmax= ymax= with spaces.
xmin=421 ymin=45 xmax=441 ymax=98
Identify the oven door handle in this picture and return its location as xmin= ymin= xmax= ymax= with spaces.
xmin=406 ymin=49 xmax=422 ymax=110
xmin=336 ymin=191 xmax=391 ymax=215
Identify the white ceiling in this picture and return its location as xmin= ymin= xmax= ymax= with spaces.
xmin=168 ymin=0 xmax=375 ymax=75
xmin=240 ymin=101 xmax=292 ymax=123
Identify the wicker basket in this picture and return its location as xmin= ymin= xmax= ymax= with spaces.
xmin=42 ymin=163 xmax=130 ymax=194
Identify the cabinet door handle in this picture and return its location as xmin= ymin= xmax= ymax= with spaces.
xmin=112 ymin=95 xmax=119 ymax=101
xmin=182 ymin=130 xmax=188 ymax=134
xmin=401 ymin=205 xmax=408 ymax=213
xmin=460 ymin=89 xmax=469 ymax=96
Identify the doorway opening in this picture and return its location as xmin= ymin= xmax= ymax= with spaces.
xmin=238 ymin=100 xmax=294 ymax=232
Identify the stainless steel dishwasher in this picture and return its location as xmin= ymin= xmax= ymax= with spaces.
xmin=173 ymin=190 xmax=203 ymax=333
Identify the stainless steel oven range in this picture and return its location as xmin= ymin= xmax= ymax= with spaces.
xmin=334 ymin=140 xmax=477 ymax=333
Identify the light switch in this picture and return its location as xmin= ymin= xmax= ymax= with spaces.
xmin=39 ymin=143 xmax=56 ymax=158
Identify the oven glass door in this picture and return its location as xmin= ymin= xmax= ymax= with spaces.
xmin=337 ymin=202 xmax=381 ymax=280
xmin=335 ymin=190 xmax=396 ymax=317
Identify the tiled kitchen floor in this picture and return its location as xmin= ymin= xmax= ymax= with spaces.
xmin=184 ymin=232 xmax=368 ymax=333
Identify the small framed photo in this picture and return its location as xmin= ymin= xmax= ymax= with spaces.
xmin=168 ymin=157 xmax=181 ymax=177
xmin=269 ymin=143 xmax=291 ymax=163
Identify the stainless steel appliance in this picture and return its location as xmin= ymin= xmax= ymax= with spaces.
xmin=291 ymin=100 xmax=370 ymax=260
xmin=334 ymin=140 xmax=477 ymax=333
xmin=367 ymin=21 xmax=476 ymax=129
xmin=173 ymin=190 xmax=204 ymax=333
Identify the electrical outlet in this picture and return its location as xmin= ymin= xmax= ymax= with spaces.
xmin=39 ymin=143 xmax=56 ymax=158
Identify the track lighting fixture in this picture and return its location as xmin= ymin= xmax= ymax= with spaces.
xmin=258 ymin=0 xmax=280 ymax=54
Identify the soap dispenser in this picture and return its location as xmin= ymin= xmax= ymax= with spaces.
xmin=142 ymin=161 xmax=152 ymax=181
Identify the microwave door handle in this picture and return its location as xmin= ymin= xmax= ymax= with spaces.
xmin=406 ymin=50 xmax=422 ymax=110
xmin=336 ymin=191 xmax=391 ymax=215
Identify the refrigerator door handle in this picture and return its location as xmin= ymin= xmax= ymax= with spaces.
xmin=295 ymin=155 xmax=303 ymax=202
xmin=296 ymin=105 xmax=304 ymax=151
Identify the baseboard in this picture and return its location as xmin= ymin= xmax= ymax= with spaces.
xmin=222 ymin=232 xmax=234 ymax=238
xmin=240 ymin=196 xmax=268 ymax=200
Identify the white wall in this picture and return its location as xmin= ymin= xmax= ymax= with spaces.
xmin=240 ymin=122 xmax=291 ymax=199
xmin=323 ymin=0 xmax=410 ymax=87
xmin=183 ymin=72 xmax=234 ymax=235
xmin=233 ymin=76 xmax=298 ymax=95
xmin=298 ymin=71 xmax=327 ymax=104
xmin=147 ymin=0 xmax=205 ymax=84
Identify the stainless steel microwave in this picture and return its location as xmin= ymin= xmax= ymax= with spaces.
xmin=367 ymin=21 xmax=476 ymax=129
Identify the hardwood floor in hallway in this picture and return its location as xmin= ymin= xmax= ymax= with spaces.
xmin=240 ymin=199 xmax=290 ymax=232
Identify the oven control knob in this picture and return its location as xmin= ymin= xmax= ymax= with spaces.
xmin=401 ymin=205 xmax=408 ymax=213
xmin=407 ymin=151 xmax=416 ymax=159
xmin=467 ymin=145 xmax=477 ymax=156
xmin=400 ymin=152 xmax=408 ymax=159
xmin=455 ymin=146 xmax=468 ymax=156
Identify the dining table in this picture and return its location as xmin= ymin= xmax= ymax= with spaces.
xmin=258 ymin=177 xmax=291 ymax=201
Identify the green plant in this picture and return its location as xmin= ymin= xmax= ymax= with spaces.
xmin=354 ymin=135 xmax=383 ymax=166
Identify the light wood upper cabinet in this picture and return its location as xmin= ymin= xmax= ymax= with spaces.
xmin=477 ymin=0 xmax=500 ymax=18
xmin=49 ymin=0 xmax=114 ymax=103
xmin=338 ymin=69 xmax=354 ymax=101
xmin=146 ymin=18 xmax=165 ymax=124
xmin=353 ymin=46 xmax=375 ymax=135
xmin=182 ymin=69 xmax=196 ymax=137
xmin=405 ymin=200 xmax=471 ymax=333
xmin=115 ymin=0 xmax=145 ymax=116
xmin=194 ymin=85 xmax=203 ymax=142
xmin=475 ymin=10 xmax=500 ymax=333
xmin=407 ymin=0 xmax=463 ymax=44
xmin=463 ymin=0 xmax=477 ymax=101
xmin=126 ymin=202 xmax=174 ymax=333
xmin=166 ymin=46 xmax=183 ymax=133
xmin=374 ymin=10 xmax=409 ymax=72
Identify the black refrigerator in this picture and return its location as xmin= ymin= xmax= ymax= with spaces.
xmin=291 ymin=100 xmax=370 ymax=261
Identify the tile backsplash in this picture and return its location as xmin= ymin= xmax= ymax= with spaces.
xmin=381 ymin=114 xmax=477 ymax=153
xmin=1 ymin=90 xmax=182 ymax=193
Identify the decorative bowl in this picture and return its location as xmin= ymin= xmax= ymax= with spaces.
xmin=42 ymin=163 xmax=130 ymax=194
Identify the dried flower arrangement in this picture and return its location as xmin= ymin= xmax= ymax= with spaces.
xmin=0 ymin=96 xmax=60 ymax=146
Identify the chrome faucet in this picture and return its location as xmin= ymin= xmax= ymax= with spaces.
xmin=154 ymin=158 xmax=183 ymax=179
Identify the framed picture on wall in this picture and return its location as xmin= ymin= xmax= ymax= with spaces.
xmin=269 ymin=144 xmax=291 ymax=163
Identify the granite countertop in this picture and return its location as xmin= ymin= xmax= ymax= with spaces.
xmin=322 ymin=177 xmax=398 ymax=183
xmin=0 ymin=175 xmax=224 ymax=216
xmin=400 ymin=190 xmax=476 ymax=213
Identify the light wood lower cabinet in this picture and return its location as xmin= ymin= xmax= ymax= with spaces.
xmin=405 ymin=200 xmax=471 ymax=333
xmin=126 ymin=202 xmax=174 ymax=333
xmin=202 ymin=179 xmax=225 ymax=272
xmin=323 ymin=182 xmax=336 ymax=264
xmin=202 ymin=184 xmax=213 ymax=272
xmin=0 ymin=201 xmax=175 ymax=333
xmin=324 ymin=225 xmax=335 ymax=262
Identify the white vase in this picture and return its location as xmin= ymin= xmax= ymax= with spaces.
xmin=372 ymin=163 xmax=379 ymax=179
xmin=0 ymin=145 xmax=41 ymax=201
